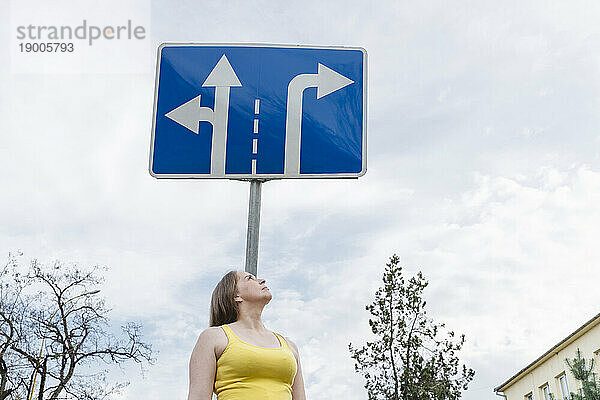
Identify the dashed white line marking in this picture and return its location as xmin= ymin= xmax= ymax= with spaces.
xmin=252 ymin=98 xmax=260 ymax=175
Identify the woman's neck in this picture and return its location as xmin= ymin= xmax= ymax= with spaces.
xmin=234 ymin=307 xmax=267 ymax=331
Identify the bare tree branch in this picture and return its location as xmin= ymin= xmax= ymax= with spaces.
xmin=0 ymin=253 xmax=154 ymax=400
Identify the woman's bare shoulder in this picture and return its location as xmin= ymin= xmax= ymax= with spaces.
xmin=281 ymin=335 xmax=299 ymax=357
xmin=198 ymin=326 xmax=227 ymax=342
xmin=283 ymin=336 xmax=298 ymax=349
xmin=193 ymin=326 xmax=229 ymax=358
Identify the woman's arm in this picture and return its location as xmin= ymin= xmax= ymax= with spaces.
xmin=285 ymin=337 xmax=307 ymax=400
xmin=188 ymin=328 xmax=218 ymax=400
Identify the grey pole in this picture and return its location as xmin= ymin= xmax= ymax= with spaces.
xmin=244 ymin=180 xmax=263 ymax=275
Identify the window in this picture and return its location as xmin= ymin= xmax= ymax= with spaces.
xmin=558 ymin=373 xmax=570 ymax=400
xmin=526 ymin=393 xmax=534 ymax=400
xmin=540 ymin=384 xmax=551 ymax=400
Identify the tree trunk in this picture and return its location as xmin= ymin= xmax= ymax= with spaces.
xmin=37 ymin=358 xmax=47 ymax=400
xmin=0 ymin=360 xmax=11 ymax=400
xmin=0 ymin=357 xmax=8 ymax=398
xmin=388 ymin=288 xmax=399 ymax=400
xmin=403 ymin=314 xmax=418 ymax=400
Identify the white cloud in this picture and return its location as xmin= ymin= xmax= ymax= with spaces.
xmin=2 ymin=1 xmax=600 ymax=399
xmin=367 ymin=165 xmax=600 ymax=397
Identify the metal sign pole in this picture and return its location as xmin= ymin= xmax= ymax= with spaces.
xmin=244 ymin=179 xmax=264 ymax=275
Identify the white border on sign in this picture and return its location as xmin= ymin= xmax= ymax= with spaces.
xmin=148 ymin=42 xmax=368 ymax=180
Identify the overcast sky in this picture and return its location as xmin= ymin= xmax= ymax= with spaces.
xmin=2 ymin=0 xmax=600 ymax=399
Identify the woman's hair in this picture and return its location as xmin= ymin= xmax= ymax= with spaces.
xmin=209 ymin=270 xmax=240 ymax=327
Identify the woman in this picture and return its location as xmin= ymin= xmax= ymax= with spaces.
xmin=187 ymin=270 xmax=307 ymax=400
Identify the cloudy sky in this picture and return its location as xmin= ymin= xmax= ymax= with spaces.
xmin=2 ymin=0 xmax=600 ymax=399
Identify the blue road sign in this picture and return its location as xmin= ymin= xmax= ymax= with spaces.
xmin=150 ymin=43 xmax=367 ymax=179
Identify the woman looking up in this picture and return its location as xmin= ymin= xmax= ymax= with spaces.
xmin=187 ymin=270 xmax=307 ymax=400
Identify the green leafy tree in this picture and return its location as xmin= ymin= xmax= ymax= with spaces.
xmin=348 ymin=255 xmax=475 ymax=400
xmin=565 ymin=349 xmax=600 ymax=400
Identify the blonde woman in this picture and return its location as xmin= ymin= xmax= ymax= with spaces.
xmin=187 ymin=270 xmax=307 ymax=400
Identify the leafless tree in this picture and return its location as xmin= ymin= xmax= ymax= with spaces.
xmin=0 ymin=251 xmax=35 ymax=400
xmin=0 ymin=253 xmax=154 ymax=400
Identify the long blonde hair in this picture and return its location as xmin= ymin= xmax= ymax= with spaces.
xmin=209 ymin=270 xmax=239 ymax=326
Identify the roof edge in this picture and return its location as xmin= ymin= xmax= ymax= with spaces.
xmin=494 ymin=312 xmax=600 ymax=393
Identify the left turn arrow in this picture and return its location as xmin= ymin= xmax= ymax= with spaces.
xmin=164 ymin=54 xmax=242 ymax=176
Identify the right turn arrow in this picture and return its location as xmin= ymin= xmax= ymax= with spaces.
xmin=284 ymin=63 xmax=354 ymax=176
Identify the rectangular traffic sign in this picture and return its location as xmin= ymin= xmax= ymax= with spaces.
xmin=150 ymin=43 xmax=367 ymax=179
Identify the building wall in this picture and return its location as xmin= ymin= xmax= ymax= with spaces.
xmin=504 ymin=322 xmax=600 ymax=400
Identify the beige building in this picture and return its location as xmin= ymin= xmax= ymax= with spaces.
xmin=495 ymin=313 xmax=600 ymax=400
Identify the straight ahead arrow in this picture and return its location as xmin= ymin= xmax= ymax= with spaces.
xmin=164 ymin=54 xmax=241 ymax=176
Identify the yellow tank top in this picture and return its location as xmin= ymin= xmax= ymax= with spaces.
xmin=214 ymin=324 xmax=298 ymax=400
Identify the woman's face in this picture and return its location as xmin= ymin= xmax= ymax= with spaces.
xmin=234 ymin=271 xmax=271 ymax=303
